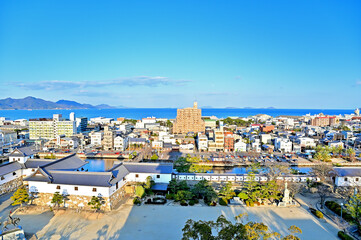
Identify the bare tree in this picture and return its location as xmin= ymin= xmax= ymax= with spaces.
xmin=264 ymin=162 xmax=290 ymax=181
xmin=311 ymin=163 xmax=337 ymax=209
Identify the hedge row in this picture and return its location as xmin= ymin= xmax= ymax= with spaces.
xmin=325 ymin=201 xmax=353 ymax=222
xmin=338 ymin=231 xmax=353 ymax=240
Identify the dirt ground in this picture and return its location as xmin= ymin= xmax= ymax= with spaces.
xmin=0 ymin=192 xmax=340 ymax=240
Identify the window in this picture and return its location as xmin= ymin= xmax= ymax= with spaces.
xmin=13 ymin=172 xmax=16 ymax=176
xmin=356 ymin=178 xmax=359 ymax=182
xmin=74 ymin=187 xmax=78 ymax=191
xmin=116 ymin=182 xmax=119 ymax=189
xmin=156 ymin=175 xmax=160 ymax=179
xmin=344 ymin=177 xmax=348 ymax=182
xmin=92 ymin=188 xmax=97 ymax=192
xmin=56 ymin=185 xmax=61 ymax=189
xmin=1 ymin=176 xmax=4 ymax=180
xmin=32 ymin=169 xmax=35 ymax=172
xmin=135 ymin=174 xmax=139 ymax=178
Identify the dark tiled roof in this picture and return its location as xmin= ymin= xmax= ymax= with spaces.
xmin=43 ymin=154 xmax=87 ymax=171
xmin=9 ymin=147 xmax=37 ymax=157
xmin=334 ymin=167 xmax=361 ymax=177
xmin=48 ymin=171 xmax=112 ymax=187
xmin=108 ymin=164 xmax=129 ymax=185
xmin=0 ymin=162 xmax=22 ymax=176
xmin=25 ymin=159 xmax=54 ymax=169
xmin=123 ymin=162 xmax=173 ymax=174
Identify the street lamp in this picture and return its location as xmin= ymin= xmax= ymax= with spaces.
xmin=340 ymin=202 xmax=344 ymax=222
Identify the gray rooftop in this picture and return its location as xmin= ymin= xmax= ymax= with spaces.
xmin=334 ymin=167 xmax=361 ymax=177
xmin=0 ymin=162 xmax=22 ymax=176
xmin=42 ymin=154 xmax=87 ymax=171
xmin=25 ymin=159 xmax=54 ymax=169
xmin=9 ymin=147 xmax=37 ymax=157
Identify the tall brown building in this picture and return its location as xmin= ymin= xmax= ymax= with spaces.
xmin=173 ymin=102 xmax=205 ymax=134
xmin=310 ymin=115 xmax=339 ymax=127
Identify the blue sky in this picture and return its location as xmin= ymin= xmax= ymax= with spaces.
xmin=0 ymin=0 xmax=360 ymax=108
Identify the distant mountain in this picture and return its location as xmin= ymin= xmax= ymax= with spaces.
xmin=0 ymin=97 xmax=115 ymax=110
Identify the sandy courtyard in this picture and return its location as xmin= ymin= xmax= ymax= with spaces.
xmin=11 ymin=203 xmax=340 ymax=240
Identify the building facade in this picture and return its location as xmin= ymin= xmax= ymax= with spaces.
xmin=173 ymin=102 xmax=205 ymax=134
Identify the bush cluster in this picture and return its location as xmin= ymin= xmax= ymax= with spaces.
xmin=338 ymin=231 xmax=353 ymax=240
xmin=309 ymin=208 xmax=323 ymax=219
xmin=325 ymin=201 xmax=353 ymax=222
xmin=180 ymin=200 xmax=188 ymax=206
xmin=219 ymin=198 xmax=228 ymax=206
xmin=133 ymin=197 xmax=141 ymax=205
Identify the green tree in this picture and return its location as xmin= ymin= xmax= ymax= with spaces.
xmin=135 ymin=185 xmax=145 ymax=198
xmin=51 ymin=192 xmax=64 ymax=208
xmin=175 ymin=190 xmax=194 ymax=202
xmin=145 ymin=176 xmax=155 ymax=189
xmin=345 ymin=193 xmax=361 ymax=233
xmin=150 ymin=154 xmax=159 ymax=160
xmin=88 ymin=196 xmax=104 ymax=212
xmin=182 ymin=215 xmax=301 ymax=240
xmin=11 ymin=186 xmax=30 ymax=207
xmin=219 ymin=182 xmax=235 ymax=200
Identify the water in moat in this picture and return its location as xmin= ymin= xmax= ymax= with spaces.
xmin=84 ymin=158 xmax=311 ymax=174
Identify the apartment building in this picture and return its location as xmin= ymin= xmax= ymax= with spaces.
xmin=102 ymin=126 xmax=114 ymax=150
xmin=29 ymin=114 xmax=76 ymax=140
xmin=224 ymin=132 xmax=234 ymax=152
xmin=197 ymin=133 xmax=208 ymax=151
xmin=173 ymin=102 xmax=205 ymax=134
xmin=310 ymin=115 xmax=339 ymax=127
xmin=214 ymin=129 xmax=224 ymax=152
xmin=274 ymin=138 xmax=293 ymax=153
xmin=75 ymin=117 xmax=88 ymax=133
xmin=90 ymin=131 xmax=103 ymax=146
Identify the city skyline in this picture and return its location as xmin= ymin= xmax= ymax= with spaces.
xmin=1 ymin=0 xmax=360 ymax=108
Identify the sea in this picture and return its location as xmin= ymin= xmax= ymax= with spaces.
xmin=0 ymin=108 xmax=354 ymax=120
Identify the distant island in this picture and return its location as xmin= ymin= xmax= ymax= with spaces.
xmin=0 ymin=96 xmax=115 ymax=110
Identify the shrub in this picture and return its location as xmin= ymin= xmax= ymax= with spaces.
xmin=254 ymin=201 xmax=261 ymax=206
xmin=180 ymin=200 xmax=188 ymax=206
xmin=193 ymin=199 xmax=199 ymax=204
xmin=133 ymin=197 xmax=141 ymax=205
xmin=246 ymin=201 xmax=250 ymax=207
xmin=166 ymin=193 xmax=174 ymax=200
xmin=135 ymin=185 xmax=145 ymax=198
xmin=189 ymin=200 xmax=195 ymax=206
xmin=310 ymin=208 xmax=324 ymax=219
xmin=249 ymin=201 xmax=255 ymax=207
xmin=338 ymin=231 xmax=353 ymax=240
xmin=219 ymin=198 xmax=228 ymax=206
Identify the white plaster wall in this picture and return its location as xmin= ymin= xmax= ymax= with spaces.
xmin=27 ymin=181 xmax=110 ymax=197
xmin=126 ymin=173 xmax=171 ymax=183
xmin=0 ymin=170 xmax=22 ymax=185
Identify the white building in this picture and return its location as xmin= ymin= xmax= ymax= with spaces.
xmin=197 ymin=133 xmax=208 ymax=151
xmin=90 ymin=132 xmax=103 ymax=146
xmin=260 ymin=134 xmax=272 ymax=144
xmin=334 ymin=167 xmax=361 ymax=187
xmin=274 ymin=138 xmax=293 ymax=153
xmin=114 ymin=136 xmax=128 ymax=151
xmin=152 ymin=140 xmax=163 ymax=149
xmin=328 ymin=141 xmax=344 ymax=149
xmin=295 ymin=137 xmax=316 ymax=148
xmin=89 ymin=117 xmax=114 ymax=125
xmin=25 ymin=162 xmax=173 ymax=210
xmin=234 ymin=140 xmax=247 ymax=152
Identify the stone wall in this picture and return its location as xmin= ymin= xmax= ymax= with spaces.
xmin=0 ymin=177 xmax=22 ymax=195
xmin=109 ymin=185 xmax=128 ymax=209
xmin=32 ymin=193 xmax=112 ymax=211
